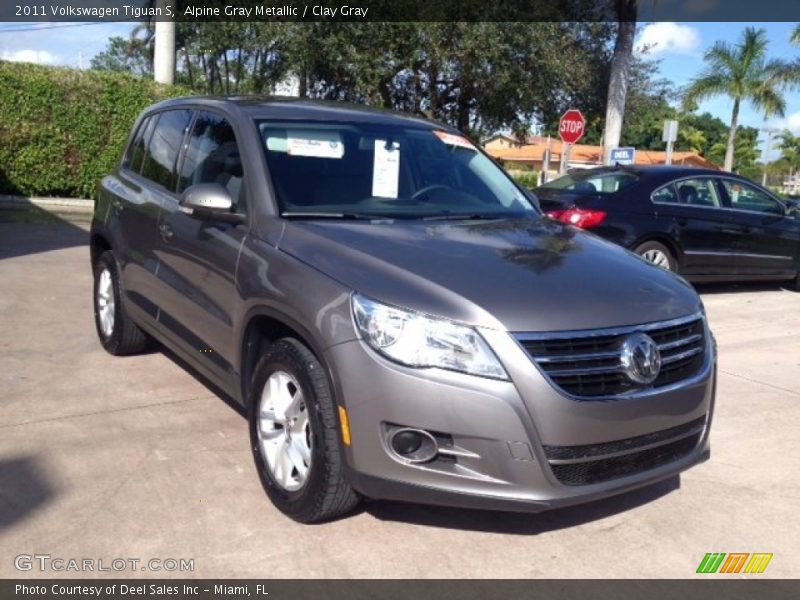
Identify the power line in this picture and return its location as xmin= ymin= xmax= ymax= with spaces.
xmin=0 ymin=21 xmax=136 ymax=34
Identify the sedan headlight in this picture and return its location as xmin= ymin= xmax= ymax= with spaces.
xmin=352 ymin=293 xmax=508 ymax=380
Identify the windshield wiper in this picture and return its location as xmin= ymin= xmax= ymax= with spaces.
xmin=281 ymin=211 xmax=378 ymax=220
xmin=419 ymin=213 xmax=516 ymax=221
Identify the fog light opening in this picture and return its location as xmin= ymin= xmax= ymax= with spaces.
xmin=389 ymin=428 xmax=438 ymax=463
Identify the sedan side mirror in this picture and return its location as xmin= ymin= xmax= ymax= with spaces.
xmin=179 ymin=183 xmax=245 ymax=224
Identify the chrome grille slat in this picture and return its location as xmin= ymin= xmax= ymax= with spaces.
xmin=658 ymin=333 xmax=702 ymax=352
xmin=660 ymin=346 xmax=703 ymax=365
xmin=516 ymin=313 xmax=707 ymax=399
xmin=535 ymin=350 xmax=621 ymax=363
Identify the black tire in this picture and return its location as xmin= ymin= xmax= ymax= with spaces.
xmin=93 ymin=251 xmax=149 ymax=355
xmin=633 ymin=240 xmax=678 ymax=272
xmin=248 ymin=338 xmax=360 ymax=523
xmin=790 ymin=272 xmax=800 ymax=292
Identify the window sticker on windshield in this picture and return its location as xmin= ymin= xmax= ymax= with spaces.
xmin=433 ymin=130 xmax=476 ymax=151
xmin=372 ymin=140 xmax=400 ymax=198
xmin=267 ymin=129 xmax=344 ymax=158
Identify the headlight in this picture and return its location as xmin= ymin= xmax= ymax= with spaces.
xmin=352 ymin=293 xmax=508 ymax=380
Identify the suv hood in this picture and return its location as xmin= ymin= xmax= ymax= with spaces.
xmin=278 ymin=218 xmax=702 ymax=332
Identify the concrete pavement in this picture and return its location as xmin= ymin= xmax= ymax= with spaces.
xmin=1 ymin=221 xmax=798 ymax=578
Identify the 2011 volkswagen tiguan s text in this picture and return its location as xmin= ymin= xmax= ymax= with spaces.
xmin=90 ymin=97 xmax=715 ymax=522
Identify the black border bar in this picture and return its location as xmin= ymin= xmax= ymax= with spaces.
xmin=2 ymin=580 xmax=799 ymax=600
xmin=2 ymin=0 xmax=800 ymax=22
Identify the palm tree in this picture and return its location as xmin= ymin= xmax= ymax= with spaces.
xmin=778 ymin=130 xmax=800 ymax=180
xmin=602 ymin=0 xmax=638 ymax=165
xmin=678 ymin=125 xmax=706 ymax=154
xmin=792 ymin=24 xmax=800 ymax=46
xmin=683 ymin=27 xmax=798 ymax=172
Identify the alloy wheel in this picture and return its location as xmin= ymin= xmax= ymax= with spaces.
xmin=642 ymin=249 xmax=671 ymax=270
xmin=256 ymin=371 xmax=312 ymax=492
xmin=96 ymin=268 xmax=116 ymax=338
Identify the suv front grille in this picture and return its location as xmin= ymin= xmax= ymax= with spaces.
xmin=516 ymin=314 xmax=706 ymax=399
xmin=543 ymin=416 xmax=707 ymax=486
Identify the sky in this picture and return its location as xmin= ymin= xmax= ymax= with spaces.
xmin=1 ymin=20 xmax=799 ymax=161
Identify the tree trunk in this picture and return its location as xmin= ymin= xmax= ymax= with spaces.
xmin=183 ymin=48 xmax=194 ymax=90
xmin=298 ymin=67 xmax=308 ymax=98
xmin=602 ymin=1 xmax=637 ymax=165
xmin=724 ymin=99 xmax=740 ymax=172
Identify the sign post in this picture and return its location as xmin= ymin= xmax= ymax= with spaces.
xmin=663 ymin=120 xmax=678 ymax=165
xmin=558 ymin=109 xmax=586 ymax=174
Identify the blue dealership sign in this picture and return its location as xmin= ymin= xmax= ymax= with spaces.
xmin=610 ymin=147 xmax=636 ymax=165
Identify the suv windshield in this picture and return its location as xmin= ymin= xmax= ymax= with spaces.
xmin=257 ymin=121 xmax=536 ymax=219
xmin=540 ymin=170 xmax=638 ymax=195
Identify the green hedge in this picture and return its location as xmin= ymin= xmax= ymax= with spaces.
xmin=0 ymin=61 xmax=189 ymax=199
xmin=509 ymin=171 xmax=540 ymax=189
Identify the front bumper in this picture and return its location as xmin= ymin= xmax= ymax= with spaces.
xmin=324 ymin=323 xmax=715 ymax=512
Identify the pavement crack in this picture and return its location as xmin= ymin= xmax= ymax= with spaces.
xmin=0 ymin=394 xmax=215 ymax=429
xmin=719 ymin=368 xmax=800 ymax=397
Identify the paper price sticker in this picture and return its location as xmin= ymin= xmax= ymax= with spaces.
xmin=372 ymin=140 xmax=400 ymax=198
xmin=285 ymin=131 xmax=344 ymax=159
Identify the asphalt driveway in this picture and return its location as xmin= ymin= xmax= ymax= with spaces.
xmin=1 ymin=220 xmax=798 ymax=578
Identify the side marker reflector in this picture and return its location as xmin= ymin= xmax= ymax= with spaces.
xmin=338 ymin=405 xmax=351 ymax=446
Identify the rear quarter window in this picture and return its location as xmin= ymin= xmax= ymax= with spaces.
xmin=124 ymin=115 xmax=156 ymax=174
xmin=651 ymin=184 xmax=679 ymax=204
xmin=140 ymin=109 xmax=193 ymax=190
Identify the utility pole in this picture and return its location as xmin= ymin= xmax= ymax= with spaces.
xmin=153 ymin=0 xmax=175 ymax=85
xmin=761 ymin=127 xmax=779 ymax=187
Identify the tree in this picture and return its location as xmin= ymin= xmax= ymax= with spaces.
xmin=678 ymin=126 xmax=707 ymax=154
xmin=90 ymin=36 xmax=152 ymax=76
xmin=792 ymin=24 xmax=800 ymax=45
xmin=601 ymin=0 xmax=637 ymax=164
xmin=683 ymin=27 xmax=798 ymax=172
xmin=778 ymin=130 xmax=800 ymax=178
xmin=89 ymin=22 xmax=621 ymax=138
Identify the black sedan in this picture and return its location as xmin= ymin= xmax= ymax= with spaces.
xmin=535 ymin=165 xmax=800 ymax=289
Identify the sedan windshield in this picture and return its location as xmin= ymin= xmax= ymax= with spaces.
xmin=257 ymin=121 xmax=536 ymax=219
xmin=540 ymin=170 xmax=638 ymax=195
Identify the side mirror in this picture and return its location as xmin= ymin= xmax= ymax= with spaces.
xmin=179 ymin=183 xmax=245 ymax=224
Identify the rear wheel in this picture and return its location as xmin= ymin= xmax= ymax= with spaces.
xmin=93 ymin=251 xmax=149 ymax=355
xmin=249 ymin=338 xmax=360 ymax=523
xmin=634 ymin=240 xmax=677 ymax=272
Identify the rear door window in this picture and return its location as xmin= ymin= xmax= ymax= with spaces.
xmin=140 ymin=109 xmax=193 ymax=191
xmin=674 ymin=178 xmax=721 ymax=208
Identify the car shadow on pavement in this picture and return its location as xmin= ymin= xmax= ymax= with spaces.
xmin=364 ymin=475 xmax=680 ymax=534
xmin=0 ymin=206 xmax=89 ymax=260
xmin=157 ymin=343 xmax=247 ymax=419
xmin=694 ymin=281 xmax=791 ymax=295
xmin=0 ymin=456 xmax=56 ymax=531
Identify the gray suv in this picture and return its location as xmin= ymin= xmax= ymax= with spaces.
xmin=91 ymin=97 xmax=715 ymax=522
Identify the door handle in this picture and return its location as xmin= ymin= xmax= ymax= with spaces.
xmin=158 ymin=223 xmax=173 ymax=241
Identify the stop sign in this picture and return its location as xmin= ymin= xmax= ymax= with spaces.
xmin=559 ymin=109 xmax=586 ymax=145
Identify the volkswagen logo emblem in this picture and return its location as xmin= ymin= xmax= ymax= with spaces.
xmin=620 ymin=332 xmax=661 ymax=385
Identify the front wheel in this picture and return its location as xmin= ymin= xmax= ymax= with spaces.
xmin=634 ymin=240 xmax=677 ymax=272
xmin=249 ymin=338 xmax=360 ymax=523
